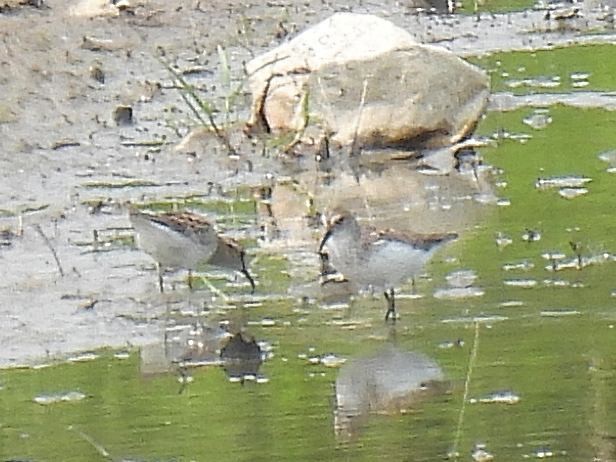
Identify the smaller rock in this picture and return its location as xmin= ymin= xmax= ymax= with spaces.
xmin=69 ymin=0 xmax=119 ymax=17
xmin=89 ymin=62 xmax=105 ymax=84
xmin=113 ymin=105 xmax=133 ymax=126
xmin=81 ymin=36 xmax=117 ymax=52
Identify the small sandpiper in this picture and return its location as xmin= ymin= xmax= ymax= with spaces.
xmin=129 ymin=208 xmax=255 ymax=293
xmin=319 ymin=209 xmax=457 ymax=321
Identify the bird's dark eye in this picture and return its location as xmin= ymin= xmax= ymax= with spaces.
xmin=331 ymin=215 xmax=344 ymax=226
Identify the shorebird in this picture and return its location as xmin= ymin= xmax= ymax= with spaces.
xmin=319 ymin=209 xmax=457 ymax=321
xmin=129 ymin=208 xmax=255 ymax=293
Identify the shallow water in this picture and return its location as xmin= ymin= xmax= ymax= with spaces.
xmin=3 ymin=1 xmax=616 ymax=461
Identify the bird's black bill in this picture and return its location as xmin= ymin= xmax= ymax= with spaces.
xmin=318 ymin=228 xmax=333 ymax=253
xmin=240 ymin=251 xmax=256 ymax=293
xmin=242 ymin=269 xmax=256 ymax=293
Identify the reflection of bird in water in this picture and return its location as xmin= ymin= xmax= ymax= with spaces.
xmin=220 ymin=332 xmax=263 ymax=383
xmin=334 ymin=347 xmax=445 ymax=441
xmin=129 ymin=209 xmax=255 ymax=293
xmin=319 ymin=209 xmax=457 ymax=321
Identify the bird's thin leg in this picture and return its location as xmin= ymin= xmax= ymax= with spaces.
xmin=384 ymin=288 xmax=396 ymax=322
xmin=157 ymin=262 xmax=164 ymax=293
xmin=177 ymin=366 xmax=191 ymax=394
xmin=570 ymin=241 xmax=583 ymax=269
xmin=240 ymin=251 xmax=256 ymax=294
xmin=188 ymin=269 xmax=193 ymax=291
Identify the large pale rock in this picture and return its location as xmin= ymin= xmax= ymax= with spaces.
xmin=246 ymin=13 xmax=489 ymax=150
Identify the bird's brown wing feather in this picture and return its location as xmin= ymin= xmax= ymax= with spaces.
xmin=152 ymin=212 xmax=214 ymax=235
xmin=372 ymin=228 xmax=458 ymax=251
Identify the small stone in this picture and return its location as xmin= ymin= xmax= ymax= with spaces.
xmin=89 ymin=63 xmax=105 ymax=84
xmin=81 ymin=35 xmax=117 ymax=51
xmin=70 ymin=0 xmax=119 ymax=17
xmin=113 ymin=105 xmax=133 ymax=126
